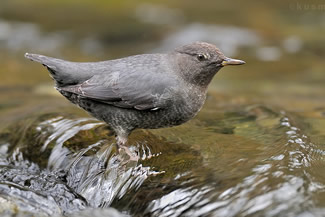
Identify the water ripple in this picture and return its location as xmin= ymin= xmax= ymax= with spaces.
xmin=1 ymin=106 xmax=325 ymax=216
xmin=38 ymin=116 xmax=164 ymax=208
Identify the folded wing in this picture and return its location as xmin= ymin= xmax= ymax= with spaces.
xmin=59 ymin=67 xmax=179 ymax=111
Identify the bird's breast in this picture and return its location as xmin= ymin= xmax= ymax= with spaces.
xmin=168 ymin=87 xmax=207 ymax=123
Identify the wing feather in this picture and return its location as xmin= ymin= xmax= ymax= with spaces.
xmin=59 ymin=56 xmax=179 ymax=110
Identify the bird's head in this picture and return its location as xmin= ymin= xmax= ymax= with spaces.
xmin=173 ymin=41 xmax=245 ymax=87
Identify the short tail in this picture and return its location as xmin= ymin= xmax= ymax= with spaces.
xmin=24 ymin=53 xmax=91 ymax=86
xmin=25 ymin=53 xmax=59 ymax=68
xmin=25 ymin=53 xmax=47 ymax=62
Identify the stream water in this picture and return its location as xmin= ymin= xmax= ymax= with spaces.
xmin=1 ymin=1 xmax=325 ymax=216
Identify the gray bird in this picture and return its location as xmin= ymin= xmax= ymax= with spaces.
xmin=25 ymin=42 xmax=245 ymax=151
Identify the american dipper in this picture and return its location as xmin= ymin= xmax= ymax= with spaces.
xmin=25 ymin=42 xmax=245 ymax=151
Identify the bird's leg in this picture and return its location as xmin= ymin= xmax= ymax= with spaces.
xmin=116 ymin=133 xmax=139 ymax=161
xmin=116 ymin=135 xmax=127 ymax=153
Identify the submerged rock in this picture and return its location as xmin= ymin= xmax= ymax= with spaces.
xmin=0 ymin=103 xmax=324 ymax=216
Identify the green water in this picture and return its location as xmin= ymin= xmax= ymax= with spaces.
xmin=0 ymin=1 xmax=325 ymax=216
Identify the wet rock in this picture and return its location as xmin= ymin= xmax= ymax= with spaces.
xmin=69 ymin=208 xmax=128 ymax=217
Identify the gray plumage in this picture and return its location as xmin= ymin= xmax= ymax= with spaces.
xmin=25 ymin=42 xmax=245 ymax=149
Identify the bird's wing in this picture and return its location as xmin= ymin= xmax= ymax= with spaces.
xmin=59 ymin=68 xmax=179 ymax=111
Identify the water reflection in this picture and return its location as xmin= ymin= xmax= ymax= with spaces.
xmin=1 ymin=103 xmax=325 ymax=216
xmin=39 ymin=116 xmax=165 ymax=208
xmin=117 ymin=106 xmax=325 ymax=217
xmin=0 ymin=115 xmax=166 ymax=215
xmin=205 ymin=110 xmax=325 ymax=216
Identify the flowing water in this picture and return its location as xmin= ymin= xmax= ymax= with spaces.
xmin=1 ymin=93 xmax=325 ymax=216
xmin=1 ymin=1 xmax=325 ymax=216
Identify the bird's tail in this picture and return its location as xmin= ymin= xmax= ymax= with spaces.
xmin=25 ymin=53 xmax=51 ymax=64
xmin=24 ymin=53 xmax=90 ymax=86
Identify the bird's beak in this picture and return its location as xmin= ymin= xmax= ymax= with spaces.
xmin=221 ymin=57 xmax=245 ymax=66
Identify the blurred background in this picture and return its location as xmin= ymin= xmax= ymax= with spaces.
xmin=1 ymin=0 xmax=325 ymax=216
xmin=1 ymin=0 xmax=325 ymax=122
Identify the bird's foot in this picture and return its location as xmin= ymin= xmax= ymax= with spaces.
xmin=114 ymin=134 xmax=138 ymax=163
xmin=118 ymin=145 xmax=139 ymax=162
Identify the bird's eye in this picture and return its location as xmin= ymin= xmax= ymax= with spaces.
xmin=197 ymin=54 xmax=208 ymax=61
